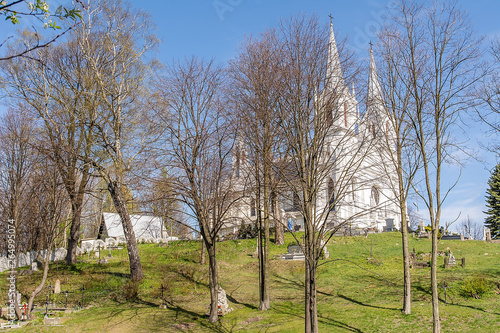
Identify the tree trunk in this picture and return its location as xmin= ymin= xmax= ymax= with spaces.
xmin=66 ymin=200 xmax=83 ymax=264
xmin=431 ymin=223 xmax=440 ymax=332
xmin=397 ymin=157 xmax=411 ymax=314
xmin=200 ymin=238 xmax=206 ymax=265
xmin=27 ymin=245 xmax=51 ymax=319
xmin=207 ymin=242 xmax=219 ymax=323
xmin=108 ymin=180 xmax=144 ymax=282
xmin=274 ymin=194 xmax=284 ymax=246
xmin=401 ymin=211 xmax=411 ymax=314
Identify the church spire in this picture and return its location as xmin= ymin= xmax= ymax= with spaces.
xmin=368 ymin=46 xmax=383 ymax=109
xmin=327 ymin=21 xmax=344 ymax=90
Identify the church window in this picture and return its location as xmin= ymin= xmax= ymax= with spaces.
xmin=371 ymin=186 xmax=380 ymax=206
xmin=292 ymin=192 xmax=300 ymax=211
xmin=235 ymin=149 xmax=240 ymax=178
xmin=251 ymin=197 xmax=256 ymax=217
xmin=328 ymin=178 xmax=335 ymax=211
xmin=326 ymin=105 xmax=333 ymax=126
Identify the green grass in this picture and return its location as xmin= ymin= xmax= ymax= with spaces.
xmin=1 ymin=232 xmax=499 ymax=332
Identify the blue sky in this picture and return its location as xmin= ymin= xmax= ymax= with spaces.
xmin=1 ymin=0 xmax=499 ymax=230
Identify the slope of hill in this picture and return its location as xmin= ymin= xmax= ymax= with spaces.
xmin=1 ymin=232 xmax=499 ymax=332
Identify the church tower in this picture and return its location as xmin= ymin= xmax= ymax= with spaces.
xmin=364 ymin=46 xmax=390 ymax=141
xmin=323 ymin=23 xmax=358 ymax=132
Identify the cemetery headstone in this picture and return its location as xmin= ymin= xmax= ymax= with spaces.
xmin=18 ymin=253 xmax=28 ymax=267
xmin=448 ymin=252 xmax=456 ymax=267
xmin=105 ymin=238 xmax=117 ymax=247
xmin=94 ymin=239 xmax=106 ymax=250
xmin=217 ymin=287 xmax=232 ymax=315
xmin=54 ymin=248 xmax=67 ymax=261
xmin=54 ymin=279 xmax=61 ymax=294
xmin=486 ymin=228 xmax=492 ymax=242
xmin=81 ymin=242 xmax=93 ymax=254
xmin=31 ymin=262 xmax=38 ymax=271
xmin=0 ymin=257 xmax=9 ymax=272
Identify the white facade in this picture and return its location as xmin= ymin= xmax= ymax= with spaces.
xmin=223 ymin=24 xmax=401 ymax=235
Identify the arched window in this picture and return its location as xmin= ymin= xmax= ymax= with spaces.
xmin=371 ymin=186 xmax=380 ymax=206
xmin=235 ymin=148 xmax=240 ymax=178
xmin=326 ymin=105 xmax=333 ymax=126
xmin=292 ymin=192 xmax=300 ymax=211
xmin=250 ymin=197 xmax=256 ymax=217
xmin=328 ymin=178 xmax=335 ymax=211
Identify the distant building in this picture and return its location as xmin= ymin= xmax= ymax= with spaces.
xmin=97 ymin=212 xmax=178 ymax=242
xmin=222 ymin=24 xmax=401 ymax=235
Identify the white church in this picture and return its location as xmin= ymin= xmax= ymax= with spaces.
xmin=222 ymin=23 xmax=401 ymax=235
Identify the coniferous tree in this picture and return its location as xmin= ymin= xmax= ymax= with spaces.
xmin=485 ymin=162 xmax=500 ymax=239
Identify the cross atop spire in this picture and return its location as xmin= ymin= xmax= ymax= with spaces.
xmin=328 ymin=13 xmax=334 ymax=26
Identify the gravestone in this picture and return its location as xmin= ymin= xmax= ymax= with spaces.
xmin=282 ymin=245 xmax=305 ymax=260
xmin=448 ymin=252 xmax=456 ymax=266
xmin=18 ymin=253 xmax=28 ymax=268
xmin=54 ymin=279 xmax=61 ymax=294
xmin=29 ymin=251 xmax=38 ymax=264
xmin=105 ymin=238 xmax=117 ymax=247
xmin=486 ymin=228 xmax=492 ymax=242
xmin=0 ymin=257 xmax=9 ymax=272
xmin=76 ymin=246 xmax=83 ymax=256
xmin=94 ymin=239 xmax=106 ymax=250
xmin=24 ymin=252 xmax=32 ymax=266
xmin=39 ymin=249 xmax=47 ymax=260
xmin=217 ymin=287 xmax=232 ymax=315
xmin=54 ymin=248 xmax=67 ymax=261
xmin=320 ymin=240 xmax=329 ymax=260
xmin=81 ymin=242 xmax=93 ymax=254
xmin=31 ymin=262 xmax=38 ymax=271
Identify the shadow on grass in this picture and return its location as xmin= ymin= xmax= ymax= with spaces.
xmin=226 ymin=293 xmax=258 ymax=310
xmin=271 ymin=271 xmax=304 ymax=289
xmin=337 ymin=294 xmax=399 ymax=311
xmin=449 ymin=303 xmax=500 ymax=316
xmin=273 ymin=302 xmax=363 ymax=332
xmin=96 ymin=299 xmax=235 ymax=333
xmin=318 ymin=316 xmax=364 ymax=332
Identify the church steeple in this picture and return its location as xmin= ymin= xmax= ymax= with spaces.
xmin=367 ymin=46 xmax=383 ymax=108
xmin=327 ymin=22 xmax=344 ymax=90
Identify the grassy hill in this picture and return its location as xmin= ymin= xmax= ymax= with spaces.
xmin=1 ymin=232 xmax=499 ymax=332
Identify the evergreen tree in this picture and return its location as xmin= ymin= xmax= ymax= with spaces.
xmin=485 ymin=162 xmax=500 ymax=239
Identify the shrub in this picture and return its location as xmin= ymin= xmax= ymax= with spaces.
xmin=458 ymin=275 xmax=491 ymax=299
xmin=238 ymin=223 xmax=258 ymax=239
xmin=123 ymin=281 xmax=139 ymax=300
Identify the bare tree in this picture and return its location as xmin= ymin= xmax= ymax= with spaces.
xmin=376 ymin=22 xmax=423 ymax=313
xmin=72 ymin=0 xmax=158 ymax=281
xmin=25 ymin=160 xmax=70 ymax=320
xmin=387 ymin=1 xmax=485 ymax=331
xmin=461 ymin=215 xmax=483 ymax=240
xmin=480 ymin=38 xmax=500 ymax=152
xmin=0 ymin=34 xmax=98 ymax=264
xmin=274 ymin=15 xmax=372 ymax=333
xmin=229 ymin=29 xmax=286 ymax=310
xmin=0 ymin=108 xmax=36 ymax=256
xmin=153 ymin=57 xmax=238 ymax=323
